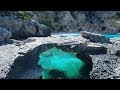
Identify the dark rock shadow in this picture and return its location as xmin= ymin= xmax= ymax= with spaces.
xmin=6 ymin=46 xmax=42 ymax=79
xmin=76 ymin=52 xmax=93 ymax=79
xmin=6 ymin=44 xmax=57 ymax=79
xmin=0 ymin=39 xmax=14 ymax=46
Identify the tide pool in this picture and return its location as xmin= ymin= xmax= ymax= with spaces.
xmin=38 ymin=47 xmax=87 ymax=79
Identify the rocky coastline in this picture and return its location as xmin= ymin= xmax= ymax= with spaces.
xmin=0 ymin=32 xmax=120 ymax=79
xmin=0 ymin=11 xmax=120 ymax=79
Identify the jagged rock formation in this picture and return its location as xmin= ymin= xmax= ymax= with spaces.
xmin=33 ymin=11 xmax=120 ymax=33
xmin=0 ymin=11 xmax=120 ymax=38
xmin=0 ymin=17 xmax=52 ymax=39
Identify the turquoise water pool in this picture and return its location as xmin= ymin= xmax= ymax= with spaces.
xmin=102 ymin=34 xmax=120 ymax=38
xmin=38 ymin=47 xmax=91 ymax=79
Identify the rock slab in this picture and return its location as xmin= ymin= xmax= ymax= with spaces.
xmin=81 ymin=31 xmax=110 ymax=43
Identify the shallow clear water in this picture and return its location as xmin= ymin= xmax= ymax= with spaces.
xmin=51 ymin=33 xmax=80 ymax=37
xmin=102 ymin=34 xmax=120 ymax=38
xmin=59 ymin=33 xmax=80 ymax=37
xmin=38 ymin=47 xmax=88 ymax=79
xmin=52 ymin=33 xmax=120 ymax=38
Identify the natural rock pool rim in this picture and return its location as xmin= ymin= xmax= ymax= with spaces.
xmin=6 ymin=43 xmax=93 ymax=79
xmin=3 ymin=35 xmax=107 ymax=79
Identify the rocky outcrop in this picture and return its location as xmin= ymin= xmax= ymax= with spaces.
xmin=0 ymin=11 xmax=120 ymax=79
xmin=33 ymin=11 xmax=120 ymax=33
xmin=1 ymin=11 xmax=120 ymax=34
xmin=0 ymin=17 xmax=52 ymax=39
xmin=0 ymin=35 xmax=107 ymax=79
xmin=0 ymin=27 xmax=12 ymax=43
xmin=33 ymin=11 xmax=79 ymax=32
xmin=35 ymin=23 xmax=52 ymax=37
xmin=71 ymin=11 xmax=120 ymax=34
xmin=0 ymin=17 xmax=24 ymax=39
xmin=0 ymin=35 xmax=119 ymax=79
xmin=81 ymin=31 xmax=110 ymax=43
xmin=0 ymin=36 xmax=86 ymax=79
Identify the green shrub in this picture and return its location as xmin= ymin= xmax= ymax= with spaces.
xmin=16 ymin=11 xmax=32 ymax=20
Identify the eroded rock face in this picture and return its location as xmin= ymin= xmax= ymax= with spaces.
xmin=0 ymin=27 xmax=12 ymax=43
xmin=33 ymin=11 xmax=79 ymax=32
xmin=1 ymin=11 xmax=120 ymax=34
xmin=90 ymin=54 xmax=120 ymax=79
xmin=81 ymin=31 xmax=110 ymax=43
xmin=35 ymin=23 xmax=52 ymax=37
xmin=71 ymin=11 xmax=120 ymax=33
xmin=0 ymin=17 xmax=24 ymax=39
xmin=33 ymin=11 xmax=120 ymax=33
xmin=0 ymin=17 xmax=52 ymax=39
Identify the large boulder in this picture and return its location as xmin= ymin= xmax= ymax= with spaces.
xmin=84 ymin=42 xmax=108 ymax=55
xmin=81 ymin=31 xmax=110 ymax=43
xmin=22 ymin=21 xmax=37 ymax=38
xmin=0 ymin=16 xmax=52 ymax=39
xmin=35 ymin=23 xmax=52 ymax=37
xmin=0 ymin=17 xmax=24 ymax=39
xmin=0 ymin=27 xmax=12 ymax=43
xmin=22 ymin=21 xmax=52 ymax=37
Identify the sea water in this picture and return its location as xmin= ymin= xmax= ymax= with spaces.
xmin=38 ymin=47 xmax=86 ymax=79
xmin=102 ymin=34 xmax=120 ymax=38
xmin=52 ymin=32 xmax=120 ymax=39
